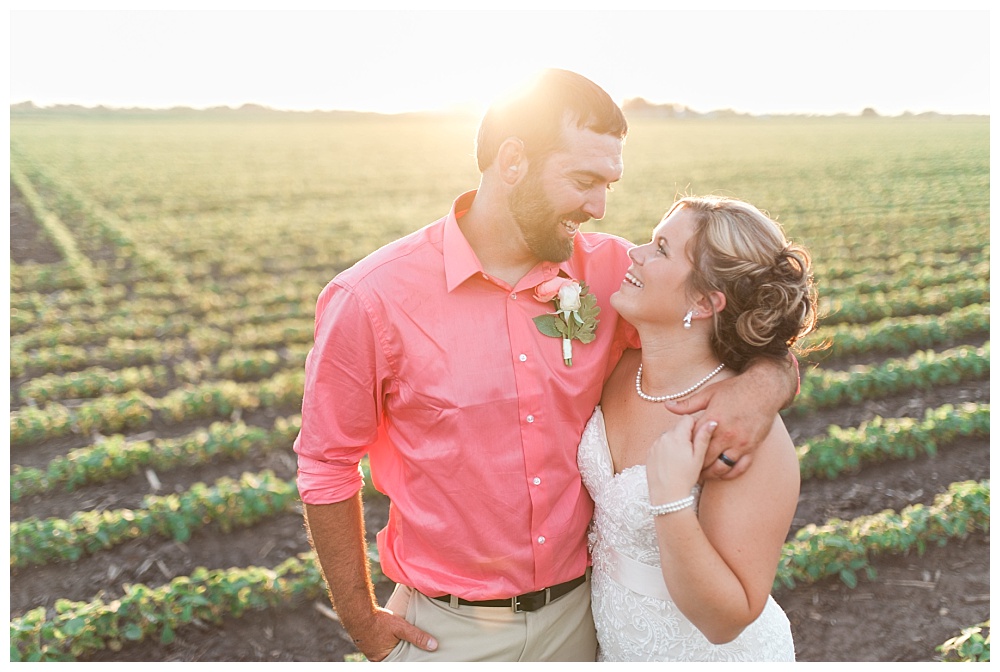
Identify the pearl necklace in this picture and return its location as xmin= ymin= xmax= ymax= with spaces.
xmin=635 ymin=362 xmax=726 ymax=402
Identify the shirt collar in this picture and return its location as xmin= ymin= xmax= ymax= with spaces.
xmin=443 ymin=190 xmax=575 ymax=293
xmin=443 ymin=191 xmax=483 ymax=292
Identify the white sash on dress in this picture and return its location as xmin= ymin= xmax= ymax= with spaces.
xmin=603 ymin=539 xmax=673 ymax=602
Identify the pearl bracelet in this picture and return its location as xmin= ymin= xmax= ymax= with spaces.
xmin=650 ymin=494 xmax=696 ymax=516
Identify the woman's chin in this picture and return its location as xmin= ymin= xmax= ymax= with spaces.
xmin=610 ymin=293 xmax=638 ymax=322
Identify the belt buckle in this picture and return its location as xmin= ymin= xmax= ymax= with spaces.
xmin=511 ymin=587 xmax=551 ymax=613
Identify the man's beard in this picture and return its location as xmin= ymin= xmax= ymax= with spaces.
xmin=507 ymin=173 xmax=584 ymax=263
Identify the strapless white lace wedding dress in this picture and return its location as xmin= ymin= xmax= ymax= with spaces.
xmin=578 ymin=407 xmax=796 ymax=662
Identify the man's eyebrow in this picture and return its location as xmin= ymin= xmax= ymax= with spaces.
xmin=570 ymin=168 xmax=620 ymax=183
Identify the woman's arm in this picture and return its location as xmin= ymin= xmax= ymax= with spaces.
xmin=645 ymin=415 xmax=799 ymax=644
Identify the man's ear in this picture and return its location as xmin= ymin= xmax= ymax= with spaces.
xmin=497 ymin=137 xmax=525 ymax=184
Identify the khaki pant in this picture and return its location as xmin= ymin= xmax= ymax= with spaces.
xmin=381 ymin=577 xmax=597 ymax=662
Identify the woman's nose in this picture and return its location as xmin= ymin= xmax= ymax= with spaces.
xmin=628 ymin=243 xmax=650 ymax=264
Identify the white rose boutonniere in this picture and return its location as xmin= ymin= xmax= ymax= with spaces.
xmin=532 ymin=277 xmax=600 ymax=366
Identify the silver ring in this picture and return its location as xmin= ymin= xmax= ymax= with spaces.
xmin=718 ymin=453 xmax=737 ymax=468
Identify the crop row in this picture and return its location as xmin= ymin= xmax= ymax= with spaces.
xmin=11 ymin=470 xmax=298 ymax=568
xmin=10 ymin=300 xmax=316 ymax=352
xmin=820 ymin=258 xmax=988 ymax=300
xmin=10 ymin=262 xmax=91 ymax=295
xmin=18 ymin=365 xmax=172 ymax=406
xmin=776 ymin=479 xmax=989 ymax=590
xmin=11 ymin=281 xmax=317 ymax=337
xmin=17 ymin=345 xmax=310 ymax=405
xmin=11 ymin=479 xmax=987 ymax=662
xmin=799 ymin=303 xmax=988 ymax=363
xmin=12 ymin=284 xmax=135 ymax=314
xmin=796 ymin=402 xmax=989 ymax=480
xmin=12 ymin=311 xmax=190 ymax=349
xmin=10 ymin=370 xmax=305 ymax=447
xmin=819 ymin=278 xmax=988 ymax=326
xmin=816 ymin=239 xmax=987 ymax=281
xmin=791 ymin=343 xmax=989 ymax=414
xmin=10 ymin=552 xmax=329 ymax=662
xmin=11 ymin=415 xmax=302 ymax=502
xmin=170 ymin=322 xmax=314 ymax=358
xmin=12 ymin=338 xmax=185 ymax=380
xmin=12 ymin=321 xmax=314 ymax=379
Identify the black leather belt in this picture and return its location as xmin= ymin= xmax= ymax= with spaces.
xmin=431 ymin=573 xmax=588 ymax=613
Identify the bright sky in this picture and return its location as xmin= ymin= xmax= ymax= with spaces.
xmin=8 ymin=7 xmax=992 ymax=117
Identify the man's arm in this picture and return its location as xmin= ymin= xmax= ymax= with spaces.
xmin=665 ymin=354 xmax=798 ymax=480
xmin=296 ymin=282 xmax=436 ymax=659
xmin=303 ymin=493 xmax=437 ymax=661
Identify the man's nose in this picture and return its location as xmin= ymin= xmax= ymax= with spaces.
xmin=582 ymin=187 xmax=608 ymax=221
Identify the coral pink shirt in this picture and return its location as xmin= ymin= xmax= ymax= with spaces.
xmin=294 ymin=191 xmax=636 ymax=600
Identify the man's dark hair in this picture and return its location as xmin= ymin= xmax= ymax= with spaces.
xmin=475 ymin=69 xmax=628 ymax=172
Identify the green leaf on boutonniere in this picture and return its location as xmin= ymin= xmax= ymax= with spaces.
xmin=533 ymin=315 xmax=563 ymax=338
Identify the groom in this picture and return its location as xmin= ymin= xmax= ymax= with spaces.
xmin=293 ymin=68 xmax=797 ymax=661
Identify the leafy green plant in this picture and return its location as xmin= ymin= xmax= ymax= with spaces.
xmin=821 ymin=260 xmax=989 ymax=299
xmin=796 ymin=403 xmax=989 ymax=480
xmin=10 ymin=553 xmax=328 ymax=661
xmin=11 ymin=370 xmax=306 ymax=447
xmin=791 ymin=344 xmax=989 ymax=414
xmin=798 ymin=304 xmax=989 ymax=364
xmin=820 ymin=278 xmax=988 ymax=326
xmin=775 ymin=480 xmax=990 ymax=590
xmin=937 ymin=619 xmax=990 ymax=662
xmin=10 ymin=416 xmax=301 ymax=501
xmin=11 ymin=471 xmax=299 ymax=567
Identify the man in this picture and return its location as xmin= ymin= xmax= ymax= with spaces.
xmin=293 ymin=69 xmax=796 ymax=662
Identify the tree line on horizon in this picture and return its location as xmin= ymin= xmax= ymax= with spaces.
xmin=9 ymin=98 xmax=981 ymax=120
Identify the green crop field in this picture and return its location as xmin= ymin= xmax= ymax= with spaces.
xmin=9 ymin=111 xmax=990 ymax=662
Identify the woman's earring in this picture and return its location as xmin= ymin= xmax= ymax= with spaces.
xmin=683 ymin=310 xmax=695 ymax=329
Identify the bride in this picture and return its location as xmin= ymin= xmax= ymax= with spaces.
xmin=579 ymin=196 xmax=819 ymax=661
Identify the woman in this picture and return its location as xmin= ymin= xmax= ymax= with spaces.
xmin=578 ymin=195 xmax=818 ymax=661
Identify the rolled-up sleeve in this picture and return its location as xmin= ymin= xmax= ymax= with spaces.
xmin=294 ymin=279 xmax=391 ymax=504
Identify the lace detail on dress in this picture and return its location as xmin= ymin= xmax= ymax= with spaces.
xmin=578 ymin=407 xmax=796 ymax=662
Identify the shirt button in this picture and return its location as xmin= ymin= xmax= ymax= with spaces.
xmin=519 ymin=354 xmax=527 ymax=362
xmin=510 ymin=293 xmax=517 ymax=300
xmin=533 ymin=477 xmax=541 ymax=485
xmin=537 ymin=536 xmax=546 ymax=544
xmin=526 ymin=415 xmax=535 ymax=423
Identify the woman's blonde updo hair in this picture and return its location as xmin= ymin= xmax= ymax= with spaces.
xmin=672 ymin=196 xmax=819 ymax=372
